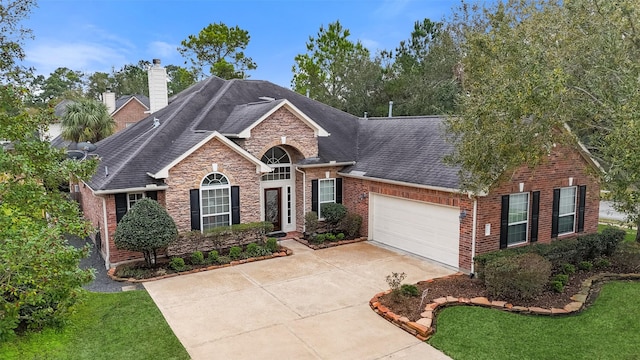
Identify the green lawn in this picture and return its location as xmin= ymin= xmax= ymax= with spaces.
xmin=428 ymin=281 xmax=640 ymax=360
xmin=0 ymin=290 xmax=189 ymax=360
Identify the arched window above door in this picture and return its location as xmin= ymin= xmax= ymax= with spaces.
xmin=261 ymin=146 xmax=291 ymax=181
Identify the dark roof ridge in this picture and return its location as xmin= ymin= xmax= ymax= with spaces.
xmin=100 ymin=76 xmax=219 ymax=186
xmin=192 ymin=78 xmax=237 ymax=130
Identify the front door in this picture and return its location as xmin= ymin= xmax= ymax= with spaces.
xmin=264 ymin=188 xmax=282 ymax=231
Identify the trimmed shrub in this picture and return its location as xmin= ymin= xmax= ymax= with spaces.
xmin=228 ymin=246 xmax=242 ymax=260
xmin=599 ymin=227 xmax=625 ymax=256
xmin=312 ymin=233 xmax=327 ymax=244
xmin=266 ymin=238 xmax=279 ymax=253
xmin=169 ymin=257 xmax=186 ymax=272
xmin=400 ymin=284 xmax=420 ymax=297
xmin=191 ymin=251 xmax=205 ymax=265
xmin=305 ymin=211 xmax=319 ymax=234
xmin=246 ymin=243 xmax=258 ymax=255
xmin=321 ymin=203 xmax=347 ymax=229
xmin=246 ymin=243 xmax=271 ymax=257
xmin=578 ymin=261 xmax=593 ymax=271
xmin=550 ymin=280 xmax=564 ymax=293
xmin=336 ymin=233 xmax=345 ymax=240
xmin=326 ymin=233 xmax=337 ymax=242
xmin=339 ymin=213 xmax=362 ymax=238
xmin=208 ymin=250 xmax=219 ymax=263
xmin=562 ymin=263 xmax=576 ymax=275
xmin=553 ymin=274 xmax=569 ymax=286
xmin=114 ymin=198 xmax=178 ymax=267
xmin=595 ymin=258 xmax=611 ymax=268
xmin=484 ymin=253 xmax=552 ymax=301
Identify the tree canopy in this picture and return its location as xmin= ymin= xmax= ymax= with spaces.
xmin=444 ymin=0 xmax=640 ymax=238
xmin=60 ymin=98 xmax=115 ymax=143
xmin=0 ymin=0 xmax=97 ymax=340
xmin=178 ymin=22 xmax=257 ymax=80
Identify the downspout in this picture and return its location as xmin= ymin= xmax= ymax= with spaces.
xmin=470 ymin=197 xmax=478 ymax=275
xmin=102 ymin=196 xmax=110 ymax=270
xmin=295 ymin=166 xmax=307 ymax=233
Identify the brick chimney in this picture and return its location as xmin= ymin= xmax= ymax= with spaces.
xmin=148 ymin=59 xmax=168 ymax=114
xmin=102 ymin=90 xmax=116 ymax=114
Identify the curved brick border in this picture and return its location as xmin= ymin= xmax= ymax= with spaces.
xmin=294 ymin=236 xmax=367 ymax=250
xmin=108 ymin=246 xmax=293 ymax=283
xmin=370 ymin=272 xmax=640 ymax=341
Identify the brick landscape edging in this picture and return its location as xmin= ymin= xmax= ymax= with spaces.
xmin=369 ymin=272 xmax=640 ymax=341
xmin=107 ymin=246 xmax=293 ymax=283
xmin=294 ymin=236 xmax=367 ymax=250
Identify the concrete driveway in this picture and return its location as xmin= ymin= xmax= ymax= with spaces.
xmin=144 ymin=240 xmax=454 ymax=359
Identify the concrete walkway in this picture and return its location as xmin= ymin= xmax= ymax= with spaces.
xmin=144 ymin=240 xmax=454 ymax=359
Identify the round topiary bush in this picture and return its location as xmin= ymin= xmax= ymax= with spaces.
xmin=483 ymin=252 xmax=552 ymax=301
xmin=114 ymin=198 xmax=178 ymax=267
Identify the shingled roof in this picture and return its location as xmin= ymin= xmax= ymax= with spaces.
xmin=86 ymin=76 xmax=361 ymax=192
xmin=341 ymin=116 xmax=460 ymax=190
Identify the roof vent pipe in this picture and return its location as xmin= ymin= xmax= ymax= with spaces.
xmin=388 ymin=101 xmax=393 ymax=118
xmin=306 ymin=89 xmax=310 ymax=98
xmin=364 ymin=111 xmax=368 ymax=119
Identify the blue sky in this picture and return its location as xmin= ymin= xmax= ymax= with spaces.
xmin=22 ymin=0 xmax=461 ymax=88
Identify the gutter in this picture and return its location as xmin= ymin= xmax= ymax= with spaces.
xmin=297 ymin=161 xmax=356 ymax=169
xmin=471 ymin=197 xmax=478 ymax=275
xmin=93 ymin=184 xmax=169 ymax=195
xmin=338 ymin=171 xmax=463 ymax=194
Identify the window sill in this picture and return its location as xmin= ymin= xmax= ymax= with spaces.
xmin=507 ymin=241 xmax=528 ymax=248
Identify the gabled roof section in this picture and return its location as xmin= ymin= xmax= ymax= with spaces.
xmin=220 ymin=99 xmax=329 ymax=138
xmin=149 ymin=131 xmax=272 ymax=179
xmin=341 ymin=116 xmax=461 ymax=191
xmin=113 ymin=94 xmax=150 ymax=116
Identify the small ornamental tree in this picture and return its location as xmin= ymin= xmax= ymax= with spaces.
xmin=114 ymin=198 xmax=178 ymax=267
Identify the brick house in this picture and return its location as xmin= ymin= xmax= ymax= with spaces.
xmin=77 ymin=75 xmax=601 ymax=272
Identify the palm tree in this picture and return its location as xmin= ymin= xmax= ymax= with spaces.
xmin=61 ymin=98 xmax=115 ymax=143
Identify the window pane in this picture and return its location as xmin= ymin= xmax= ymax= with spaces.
xmin=507 ymin=223 xmax=527 ymax=245
xmin=319 ymin=180 xmax=335 ymax=202
xmin=558 ymin=214 xmax=575 ymax=234
xmin=508 ymin=193 xmax=528 ymax=223
xmin=559 ymin=187 xmax=576 ymax=215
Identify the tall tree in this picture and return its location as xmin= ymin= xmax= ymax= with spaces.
xmin=85 ymin=71 xmax=114 ymax=100
xmin=292 ymin=20 xmax=383 ymax=115
xmin=0 ymin=0 xmax=96 ymax=339
xmin=166 ymin=64 xmax=196 ymax=96
xmin=178 ymin=22 xmax=257 ymax=80
xmin=445 ymin=0 xmax=640 ymax=239
xmin=112 ymin=60 xmax=150 ymax=96
xmin=31 ymin=67 xmax=84 ymax=104
xmin=61 ymin=98 xmax=115 ymax=143
xmin=381 ymin=19 xmax=461 ymax=116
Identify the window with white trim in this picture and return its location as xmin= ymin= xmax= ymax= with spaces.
xmin=318 ymin=178 xmax=336 ymax=219
xmin=558 ymin=186 xmax=577 ymax=235
xmin=201 ymin=173 xmax=230 ymax=231
xmin=261 ymin=146 xmax=291 ymax=181
xmin=128 ymin=192 xmax=144 ymax=210
xmin=507 ymin=193 xmax=529 ymax=245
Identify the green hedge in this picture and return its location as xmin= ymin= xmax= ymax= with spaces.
xmin=475 ymin=227 xmax=625 ymax=280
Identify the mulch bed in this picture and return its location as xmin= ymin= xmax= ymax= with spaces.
xmin=378 ymin=267 xmax=612 ymax=322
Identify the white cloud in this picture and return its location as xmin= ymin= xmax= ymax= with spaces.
xmin=25 ymin=42 xmax=130 ymax=75
xmin=147 ymin=41 xmax=177 ymax=58
xmin=373 ymin=0 xmax=413 ymax=18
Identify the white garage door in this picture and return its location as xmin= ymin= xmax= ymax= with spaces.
xmin=370 ymin=193 xmax=460 ymax=268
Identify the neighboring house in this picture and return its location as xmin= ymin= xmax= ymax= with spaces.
xmin=77 ymin=76 xmax=601 ymax=272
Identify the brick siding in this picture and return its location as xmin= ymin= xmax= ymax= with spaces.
xmin=113 ymin=100 xmax=147 ymax=133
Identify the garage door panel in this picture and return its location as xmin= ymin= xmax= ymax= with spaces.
xmin=371 ymin=194 xmax=459 ymax=268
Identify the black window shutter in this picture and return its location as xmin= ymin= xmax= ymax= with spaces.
xmin=311 ymin=179 xmax=318 ymax=213
xmin=577 ymin=185 xmax=586 ymax=233
xmin=231 ymin=186 xmax=240 ymax=225
xmin=336 ymin=178 xmax=343 ymax=204
xmin=189 ymin=189 xmax=201 ymax=231
xmin=551 ymin=188 xmax=560 ymax=238
xmin=530 ymin=191 xmax=540 ymax=242
xmin=500 ymin=195 xmax=509 ymax=249
xmin=145 ymin=191 xmax=158 ymax=201
xmin=115 ymin=193 xmax=127 ymax=223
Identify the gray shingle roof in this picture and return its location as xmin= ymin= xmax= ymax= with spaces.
xmin=341 ymin=116 xmax=460 ymax=190
xmin=115 ymin=94 xmax=150 ymax=110
xmin=87 ymin=77 xmax=361 ymax=191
